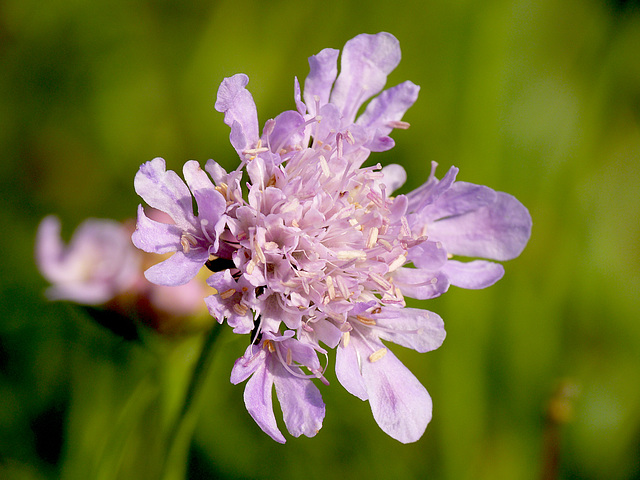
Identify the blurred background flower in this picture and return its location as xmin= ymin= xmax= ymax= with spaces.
xmin=1 ymin=0 xmax=639 ymax=479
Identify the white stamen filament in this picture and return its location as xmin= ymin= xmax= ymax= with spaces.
xmin=319 ymin=155 xmax=331 ymax=178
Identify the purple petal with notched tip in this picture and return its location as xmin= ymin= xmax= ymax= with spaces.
xmin=304 ymin=48 xmax=339 ymax=116
xmin=134 ymin=158 xmax=196 ymax=231
xmin=362 ymin=342 xmax=433 ymax=444
xmin=243 ymin=360 xmax=286 ymax=444
xmin=272 ymin=362 xmax=325 ymax=439
xmin=330 ymin=33 xmax=401 ymax=124
xmin=215 ymin=74 xmax=260 ymax=155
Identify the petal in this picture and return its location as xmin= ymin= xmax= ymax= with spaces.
xmin=144 ymin=249 xmax=208 ymax=286
xmin=361 ymin=343 xmax=433 ymax=443
xmin=35 ymin=216 xmax=65 ymax=282
xmin=335 ymin=338 xmax=368 ymax=401
xmin=357 ymin=80 xmax=420 ymax=152
xmin=373 ymin=307 xmax=446 ymax=353
xmin=214 ymin=74 xmax=260 ymax=154
xmin=293 ymin=77 xmax=306 ymax=115
xmin=272 ymin=363 xmax=325 ymax=439
xmin=442 ymin=259 xmax=504 ymax=289
xmin=243 ymin=360 xmax=286 ymax=443
xmin=378 ymin=164 xmax=407 ymax=194
xmin=428 ymin=192 xmax=532 ymax=261
xmin=281 ymin=337 xmax=321 ymax=371
xmin=230 ymin=345 xmax=265 ymax=384
xmin=330 ymin=32 xmax=402 ymax=124
xmin=391 ymin=267 xmax=450 ymax=299
xmin=134 ymin=158 xmax=196 ymax=230
xmin=182 ymin=161 xmax=227 ymax=224
xmin=131 ymin=205 xmax=182 ymax=254
xmin=266 ymin=110 xmax=305 ymax=154
xmin=303 ymin=47 xmax=339 ymax=116
xmin=425 ymin=181 xmax=497 ymax=222
xmin=407 ymin=240 xmax=448 ymax=271
xmin=406 ymin=164 xmax=458 ymax=215
xmin=311 ymin=319 xmax=343 ymax=349
xmin=45 ymin=283 xmax=113 ymax=305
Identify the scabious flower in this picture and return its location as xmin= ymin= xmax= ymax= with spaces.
xmin=36 ymin=215 xmax=140 ymax=304
xmin=35 ymin=214 xmax=210 ymax=334
xmin=132 ymin=32 xmax=532 ymax=443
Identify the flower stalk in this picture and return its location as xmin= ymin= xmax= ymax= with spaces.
xmin=160 ymin=324 xmax=223 ymax=480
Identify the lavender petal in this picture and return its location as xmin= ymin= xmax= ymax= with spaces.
xmin=330 ymin=33 xmax=401 ymax=124
xmin=442 ymin=259 xmax=505 ymax=289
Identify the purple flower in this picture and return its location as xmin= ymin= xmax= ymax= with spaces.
xmin=35 ymin=216 xmax=140 ymax=304
xmin=132 ymin=158 xmax=228 ymax=286
xmin=131 ymin=32 xmax=532 ymax=443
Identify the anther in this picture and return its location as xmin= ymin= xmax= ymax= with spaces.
xmin=220 ymin=288 xmax=236 ymax=299
xmin=264 ymin=339 xmax=276 ymax=353
xmin=366 ymin=227 xmax=379 ymax=249
xmin=180 ymin=233 xmax=198 ymax=253
xmin=369 ymin=348 xmax=387 ymax=363
xmin=326 ymin=275 xmax=336 ymax=300
xmin=337 ymin=250 xmax=367 ymax=261
xmin=388 ymin=254 xmax=407 ymax=272
xmin=233 ymin=303 xmax=249 ymax=316
xmin=356 ymin=315 xmax=377 ymax=326
xmin=387 ymin=120 xmax=410 ymax=130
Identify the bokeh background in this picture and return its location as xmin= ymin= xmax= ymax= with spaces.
xmin=1 ymin=0 xmax=639 ymax=478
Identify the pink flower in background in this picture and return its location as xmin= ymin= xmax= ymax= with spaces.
xmin=35 ymin=214 xmax=210 ymax=335
xmin=36 ymin=216 xmax=140 ymax=305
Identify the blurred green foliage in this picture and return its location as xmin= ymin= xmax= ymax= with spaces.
xmin=1 ymin=0 xmax=640 ymax=479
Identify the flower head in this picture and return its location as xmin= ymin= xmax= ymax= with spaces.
xmin=131 ymin=32 xmax=532 ymax=443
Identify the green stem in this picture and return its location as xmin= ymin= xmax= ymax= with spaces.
xmin=160 ymin=325 xmax=224 ymax=480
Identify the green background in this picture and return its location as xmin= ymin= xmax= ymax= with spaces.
xmin=1 ymin=0 xmax=639 ymax=478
